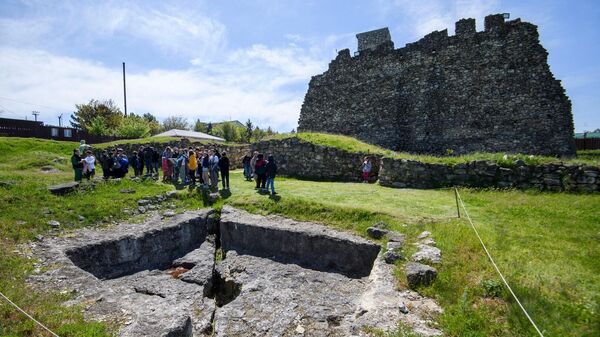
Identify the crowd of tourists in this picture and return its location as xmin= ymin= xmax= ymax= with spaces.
xmin=70 ymin=140 xmax=280 ymax=195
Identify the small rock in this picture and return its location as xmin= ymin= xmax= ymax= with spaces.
xmin=295 ymin=325 xmax=305 ymax=334
xmin=383 ymin=250 xmax=404 ymax=264
xmin=47 ymin=220 xmax=60 ymax=228
xmin=412 ymin=244 xmax=442 ymax=264
xmin=366 ymin=227 xmax=388 ymax=239
xmin=154 ymin=195 xmax=165 ymax=203
xmin=163 ymin=211 xmax=176 ymax=217
xmin=137 ymin=199 xmax=151 ymax=206
xmin=120 ymin=189 xmax=136 ymax=194
xmin=417 ymin=231 xmax=431 ymax=239
xmin=42 ymin=207 xmax=52 ymax=215
xmin=78 ymin=215 xmax=85 ymax=222
xmin=421 ymin=238 xmax=436 ymax=246
xmin=35 ymin=234 xmax=44 ymax=242
xmin=387 ymin=231 xmax=405 ymax=243
xmin=405 ymin=262 xmax=437 ymax=288
xmin=138 ymin=206 xmax=146 ymax=214
xmin=147 ymin=204 xmax=158 ymax=210
xmin=48 ymin=181 xmax=79 ymax=195
xmin=387 ymin=241 xmax=402 ymax=251
xmin=399 ymin=302 xmax=409 ymax=314
xmin=165 ymin=191 xmax=177 ymax=199
xmin=122 ymin=208 xmax=132 ymax=215
xmin=372 ymin=221 xmax=389 ymax=229
xmin=16 ymin=220 xmax=26 ymax=225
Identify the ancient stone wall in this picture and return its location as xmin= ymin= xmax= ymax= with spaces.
xmin=252 ymin=138 xmax=380 ymax=182
xmin=379 ymin=158 xmax=600 ymax=192
xmin=298 ymin=14 xmax=576 ymax=157
xmin=357 ymin=28 xmax=392 ymax=52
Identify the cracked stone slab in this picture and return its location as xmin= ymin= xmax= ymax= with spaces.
xmin=28 ymin=209 xmax=216 ymax=337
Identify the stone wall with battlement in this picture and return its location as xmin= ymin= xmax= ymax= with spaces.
xmin=298 ymin=14 xmax=576 ymax=157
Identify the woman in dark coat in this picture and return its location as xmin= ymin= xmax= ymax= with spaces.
xmin=265 ymin=154 xmax=277 ymax=195
xmin=219 ymin=152 xmax=230 ymax=189
xmin=71 ymin=149 xmax=83 ymax=182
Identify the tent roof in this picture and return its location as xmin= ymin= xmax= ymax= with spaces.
xmin=153 ymin=129 xmax=225 ymax=141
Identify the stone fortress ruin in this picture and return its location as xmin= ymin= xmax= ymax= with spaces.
xmin=298 ymin=14 xmax=576 ymax=156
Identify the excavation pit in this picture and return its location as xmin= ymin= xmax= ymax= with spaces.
xmin=30 ymin=207 xmax=442 ymax=336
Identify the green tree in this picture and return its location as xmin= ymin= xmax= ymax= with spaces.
xmin=71 ymin=99 xmax=123 ymax=131
xmin=206 ymin=122 xmax=213 ymax=134
xmin=194 ymin=119 xmax=207 ymax=133
xmin=253 ymin=126 xmax=266 ymax=141
xmin=142 ymin=113 xmax=161 ymax=135
xmin=244 ymin=119 xmax=253 ymax=142
xmin=161 ymin=116 xmax=190 ymax=131
xmin=87 ymin=116 xmax=110 ymax=136
xmin=116 ymin=115 xmax=151 ymax=138
xmin=220 ymin=122 xmax=239 ymax=142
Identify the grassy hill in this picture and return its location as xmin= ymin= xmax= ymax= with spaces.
xmin=0 ymin=136 xmax=598 ymax=337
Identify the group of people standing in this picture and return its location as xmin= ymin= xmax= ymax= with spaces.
xmin=153 ymin=146 xmax=230 ymax=189
xmin=70 ymin=140 xmax=281 ymax=195
xmin=242 ymin=151 xmax=278 ymax=195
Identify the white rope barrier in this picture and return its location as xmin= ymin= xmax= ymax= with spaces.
xmin=454 ymin=188 xmax=545 ymax=337
xmin=0 ymin=291 xmax=60 ymax=337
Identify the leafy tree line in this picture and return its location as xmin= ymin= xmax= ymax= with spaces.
xmin=70 ymin=99 xmax=278 ymax=142
xmin=193 ymin=118 xmax=276 ymax=142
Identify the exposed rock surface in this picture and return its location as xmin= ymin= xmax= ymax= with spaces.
xmin=28 ymin=207 xmax=443 ymax=336
xmin=220 ymin=206 xmax=380 ymax=278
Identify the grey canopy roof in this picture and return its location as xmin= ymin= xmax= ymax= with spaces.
xmin=153 ymin=129 xmax=225 ymax=141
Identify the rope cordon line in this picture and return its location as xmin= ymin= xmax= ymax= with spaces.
xmin=454 ymin=188 xmax=545 ymax=337
xmin=0 ymin=291 xmax=60 ymax=337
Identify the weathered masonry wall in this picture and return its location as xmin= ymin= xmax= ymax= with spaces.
xmin=252 ymin=137 xmax=381 ymax=182
xmin=298 ymin=14 xmax=576 ymax=156
xmin=379 ymin=158 xmax=600 ymax=192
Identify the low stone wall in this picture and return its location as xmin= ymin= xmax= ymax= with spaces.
xmin=95 ymin=140 xmax=250 ymax=170
xmin=252 ymin=137 xmax=381 ymax=182
xmin=379 ymin=158 xmax=600 ymax=192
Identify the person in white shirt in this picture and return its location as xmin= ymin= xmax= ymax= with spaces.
xmin=209 ymin=149 xmax=219 ymax=189
xmin=83 ymin=150 xmax=96 ymax=180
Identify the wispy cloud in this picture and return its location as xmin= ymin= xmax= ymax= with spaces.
xmin=0 ymin=42 xmax=326 ymax=131
xmin=378 ymin=0 xmax=500 ymax=37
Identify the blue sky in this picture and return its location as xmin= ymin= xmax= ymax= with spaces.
xmin=0 ymin=0 xmax=598 ymax=132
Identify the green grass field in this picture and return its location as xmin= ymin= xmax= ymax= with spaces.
xmin=0 ymin=136 xmax=598 ymax=337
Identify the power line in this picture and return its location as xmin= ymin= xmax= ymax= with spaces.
xmin=0 ymin=96 xmax=63 ymax=111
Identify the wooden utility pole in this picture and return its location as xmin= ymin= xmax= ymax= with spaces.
xmin=122 ymin=62 xmax=128 ymax=117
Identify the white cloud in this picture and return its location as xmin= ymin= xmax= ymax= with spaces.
xmin=84 ymin=5 xmax=227 ymax=58
xmin=0 ymin=44 xmax=326 ymax=131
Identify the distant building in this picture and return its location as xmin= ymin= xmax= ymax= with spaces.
xmin=0 ymin=117 xmax=77 ymax=141
xmin=0 ymin=117 xmax=123 ymax=143
xmin=574 ymin=131 xmax=600 ymax=150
